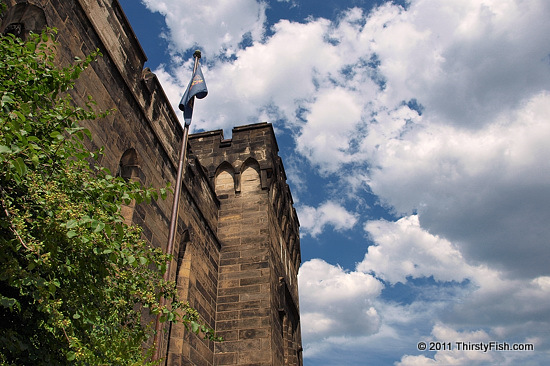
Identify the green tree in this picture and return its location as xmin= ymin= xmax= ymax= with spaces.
xmin=0 ymin=12 xmax=216 ymax=366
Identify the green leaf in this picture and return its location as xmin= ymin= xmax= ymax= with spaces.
xmin=191 ymin=321 xmax=200 ymax=333
xmin=0 ymin=295 xmax=19 ymax=310
xmin=10 ymin=110 xmax=25 ymax=122
xmin=26 ymin=41 xmax=36 ymax=52
xmin=0 ymin=145 xmax=11 ymax=154
xmin=83 ymin=128 xmax=92 ymax=140
xmin=115 ymin=223 xmax=124 ymax=238
xmin=66 ymin=351 xmax=76 ymax=361
xmin=91 ymin=220 xmax=105 ymax=233
xmin=79 ymin=215 xmax=92 ymax=225
xmin=104 ymin=223 xmax=112 ymax=236
xmin=67 ymin=230 xmax=77 ymax=238
xmin=48 ymin=282 xmax=56 ymax=294
xmin=12 ymin=157 xmax=27 ymax=178
xmin=1 ymin=94 xmax=14 ymax=108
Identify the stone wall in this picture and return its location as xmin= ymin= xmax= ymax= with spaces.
xmin=189 ymin=124 xmax=302 ymax=365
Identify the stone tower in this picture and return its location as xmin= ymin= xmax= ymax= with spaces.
xmin=1 ymin=0 xmax=302 ymax=365
xmin=190 ymin=125 xmax=302 ymax=365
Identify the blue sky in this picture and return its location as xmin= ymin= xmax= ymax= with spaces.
xmin=119 ymin=0 xmax=550 ymax=364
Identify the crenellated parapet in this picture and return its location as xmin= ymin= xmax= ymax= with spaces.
xmin=189 ymin=123 xmax=278 ymax=189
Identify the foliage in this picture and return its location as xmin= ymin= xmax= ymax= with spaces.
xmin=0 ymin=20 xmax=217 ymax=366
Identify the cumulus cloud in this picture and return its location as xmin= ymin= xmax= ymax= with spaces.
xmin=358 ymin=215 xmax=476 ymax=284
xmin=359 ymin=214 xmax=550 ymax=326
xmin=397 ymin=323 xmax=549 ymax=366
xmin=298 ymin=259 xmax=383 ymax=343
xmin=397 ymin=325 xmax=498 ymax=366
xmin=140 ymin=0 xmax=266 ymax=57
xmin=295 ymin=87 xmax=366 ymax=174
xmin=446 ymin=273 xmax=550 ymax=333
xmin=364 ymin=92 xmax=550 ymax=278
xmin=362 ymin=0 xmax=550 ymax=129
xmin=353 ymin=213 xmax=550 ymax=363
xmin=297 ymin=201 xmax=358 ymax=237
xmin=154 ymin=16 xmax=345 ymax=134
xmin=300 ymin=288 xmax=473 ymax=364
xmin=149 ymin=0 xmax=550 ymax=156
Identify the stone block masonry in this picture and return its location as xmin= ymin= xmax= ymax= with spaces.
xmin=190 ymin=125 xmax=302 ymax=365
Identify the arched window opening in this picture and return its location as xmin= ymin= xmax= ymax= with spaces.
xmin=214 ymin=162 xmax=235 ymax=197
xmin=3 ymin=23 xmax=24 ymax=38
xmin=118 ymin=148 xmax=141 ymax=181
xmin=174 ymin=230 xmax=190 ymax=287
xmin=117 ymin=148 xmax=141 ymax=225
xmin=240 ymin=158 xmax=261 ymax=194
xmin=1 ymin=3 xmax=47 ymax=39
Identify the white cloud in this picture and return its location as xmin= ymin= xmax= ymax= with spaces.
xmin=295 ymin=87 xmax=366 ymax=174
xmin=298 ymin=259 xmax=383 ymax=343
xmin=352 ymin=212 xmax=550 ymax=363
xmin=149 ymin=0 xmax=550 ymax=167
xmin=397 ymin=323 xmax=549 ymax=366
xmin=297 ymin=201 xmax=358 ymax=237
xmin=358 ymin=215 xmax=476 ymax=284
xmin=397 ymin=324 xmax=497 ymax=366
xmin=358 ymin=214 xmax=550 ymax=330
xmin=364 ymin=92 xmax=550 ymax=278
xmin=140 ymin=0 xmax=266 ymax=57
xmin=363 ymin=0 xmax=550 ymax=129
xmin=446 ymin=273 xmax=550 ymax=333
xmin=152 ymin=2 xmax=550 ymax=279
xmin=299 ymin=289 xmax=469 ymax=364
xmin=154 ymin=16 xmax=346 ymax=134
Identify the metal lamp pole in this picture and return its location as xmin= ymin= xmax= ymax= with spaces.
xmin=152 ymin=50 xmax=201 ymax=364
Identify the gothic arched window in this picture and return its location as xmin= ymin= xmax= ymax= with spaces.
xmin=240 ymin=158 xmax=261 ymax=194
xmin=117 ymin=148 xmax=142 ymax=224
xmin=1 ymin=3 xmax=47 ymax=39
